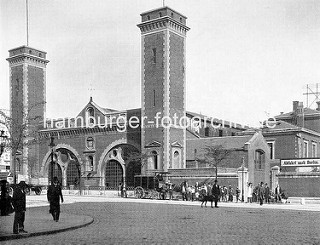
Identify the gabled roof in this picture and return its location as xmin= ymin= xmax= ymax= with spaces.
xmin=262 ymin=120 xmax=300 ymax=131
xmin=186 ymin=111 xmax=248 ymax=129
xmin=275 ymin=107 xmax=320 ymax=119
xmin=76 ymin=98 xmax=119 ymax=118
xmin=89 ymin=100 xmax=118 ymax=115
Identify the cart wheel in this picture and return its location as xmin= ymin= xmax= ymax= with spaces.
xmin=134 ymin=186 xmax=144 ymax=199
xmin=35 ymin=187 xmax=42 ymax=195
xmin=25 ymin=187 xmax=31 ymax=195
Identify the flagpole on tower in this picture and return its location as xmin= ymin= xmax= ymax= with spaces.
xmin=26 ymin=0 xmax=29 ymax=46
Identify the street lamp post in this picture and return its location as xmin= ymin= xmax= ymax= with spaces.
xmin=48 ymin=136 xmax=56 ymax=184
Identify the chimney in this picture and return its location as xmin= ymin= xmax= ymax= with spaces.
xmin=292 ymin=101 xmax=304 ymax=127
xmin=293 ymin=101 xmax=299 ymax=113
xmin=317 ymin=101 xmax=320 ymax=111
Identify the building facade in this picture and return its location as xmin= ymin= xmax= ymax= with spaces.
xmin=5 ymin=6 xmax=272 ymax=193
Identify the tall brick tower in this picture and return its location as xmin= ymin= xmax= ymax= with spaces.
xmin=138 ymin=7 xmax=189 ymax=174
xmin=6 ymin=46 xmax=49 ymax=179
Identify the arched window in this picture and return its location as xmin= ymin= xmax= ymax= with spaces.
xmin=255 ymin=150 xmax=265 ymax=170
xmin=86 ymin=137 xmax=94 ymax=149
xmin=159 ymin=12 xmax=162 ymax=17
xmin=173 ymin=151 xmax=180 ymax=168
xmin=87 ymin=107 xmax=94 ymax=124
xmin=147 ymin=15 xmax=150 ymax=20
xmin=88 ymin=156 xmax=94 ymax=171
xmin=151 ymin=151 xmax=158 ymax=169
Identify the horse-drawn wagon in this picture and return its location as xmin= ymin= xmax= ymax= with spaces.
xmin=133 ymin=172 xmax=171 ymax=199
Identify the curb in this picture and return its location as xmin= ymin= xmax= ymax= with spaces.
xmin=0 ymin=216 xmax=94 ymax=241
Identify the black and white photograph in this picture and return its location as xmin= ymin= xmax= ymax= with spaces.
xmin=1 ymin=0 xmax=320 ymax=244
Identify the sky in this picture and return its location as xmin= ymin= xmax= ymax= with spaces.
xmin=1 ymin=0 xmax=320 ymax=127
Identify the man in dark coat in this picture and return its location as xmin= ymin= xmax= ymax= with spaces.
xmin=264 ymin=183 xmax=270 ymax=204
xmin=258 ymin=182 xmax=265 ymax=206
xmin=47 ymin=177 xmax=64 ymax=222
xmin=12 ymin=181 xmax=28 ymax=234
xmin=212 ymin=179 xmax=221 ymax=208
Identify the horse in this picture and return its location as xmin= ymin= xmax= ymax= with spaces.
xmin=200 ymin=186 xmax=214 ymax=208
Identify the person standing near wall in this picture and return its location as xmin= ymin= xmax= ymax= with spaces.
xmin=258 ymin=182 xmax=265 ymax=206
xmin=12 ymin=181 xmax=28 ymax=234
xmin=212 ymin=180 xmax=221 ymax=208
xmin=47 ymin=177 xmax=64 ymax=222
xmin=264 ymin=183 xmax=270 ymax=204
xmin=247 ymin=183 xmax=253 ymax=203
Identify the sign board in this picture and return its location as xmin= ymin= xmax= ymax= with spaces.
xmin=280 ymin=158 xmax=320 ymax=167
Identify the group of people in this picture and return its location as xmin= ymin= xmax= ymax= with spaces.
xmin=180 ymin=181 xmax=241 ymax=203
xmin=247 ymin=182 xmax=285 ymax=205
xmin=0 ymin=176 xmax=64 ymax=234
xmin=180 ymin=180 xmax=286 ymax=207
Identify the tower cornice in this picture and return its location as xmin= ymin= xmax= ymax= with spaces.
xmin=137 ymin=16 xmax=190 ymax=35
xmin=6 ymin=54 xmax=49 ymax=66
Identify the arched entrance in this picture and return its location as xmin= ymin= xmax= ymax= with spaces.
xmin=105 ymin=160 xmax=123 ymax=189
xmin=101 ymin=143 xmax=141 ymax=189
xmin=46 ymin=147 xmax=81 ymax=187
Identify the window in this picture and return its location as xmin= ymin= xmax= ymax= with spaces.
xmin=255 ymin=150 xmax=265 ymax=170
xmin=159 ymin=12 xmax=162 ymax=17
xmin=16 ymin=158 xmax=21 ymax=172
xmin=171 ymin=13 xmax=174 ymax=18
xmin=87 ymin=156 xmax=94 ymax=171
xmin=303 ymin=141 xmax=308 ymax=158
xmin=173 ymin=151 xmax=180 ymax=169
xmin=151 ymin=151 xmax=158 ymax=169
xmin=86 ymin=137 xmax=94 ymax=149
xmin=179 ymin=17 xmax=182 ymax=22
xmin=312 ymin=142 xmax=317 ymax=157
xmin=204 ymin=127 xmax=209 ymax=137
xmin=152 ymin=48 xmax=156 ymax=64
xmin=267 ymin=141 xmax=275 ymax=160
xmin=219 ymin=130 xmax=223 ymax=137
xmin=147 ymin=15 xmax=150 ymax=20
xmin=87 ymin=107 xmax=94 ymax=125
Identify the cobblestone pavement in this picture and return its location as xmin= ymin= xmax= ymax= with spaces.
xmin=2 ymin=201 xmax=320 ymax=245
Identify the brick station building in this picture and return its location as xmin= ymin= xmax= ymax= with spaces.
xmin=241 ymin=101 xmax=320 ymax=196
xmin=6 ymin=6 xmax=272 ymax=197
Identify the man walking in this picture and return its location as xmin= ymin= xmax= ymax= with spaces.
xmin=258 ymin=182 xmax=265 ymax=206
xmin=264 ymin=183 xmax=270 ymax=204
xmin=47 ymin=177 xmax=64 ymax=222
xmin=12 ymin=181 xmax=28 ymax=234
xmin=212 ymin=179 xmax=221 ymax=208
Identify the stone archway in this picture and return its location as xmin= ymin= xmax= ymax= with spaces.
xmin=98 ymin=140 xmax=140 ymax=187
xmin=41 ymin=144 xmax=83 ymax=186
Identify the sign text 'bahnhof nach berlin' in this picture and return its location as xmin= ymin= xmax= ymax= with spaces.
xmin=281 ymin=159 xmax=320 ymax=167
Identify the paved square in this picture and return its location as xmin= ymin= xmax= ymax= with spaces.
xmin=2 ymin=201 xmax=320 ymax=244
